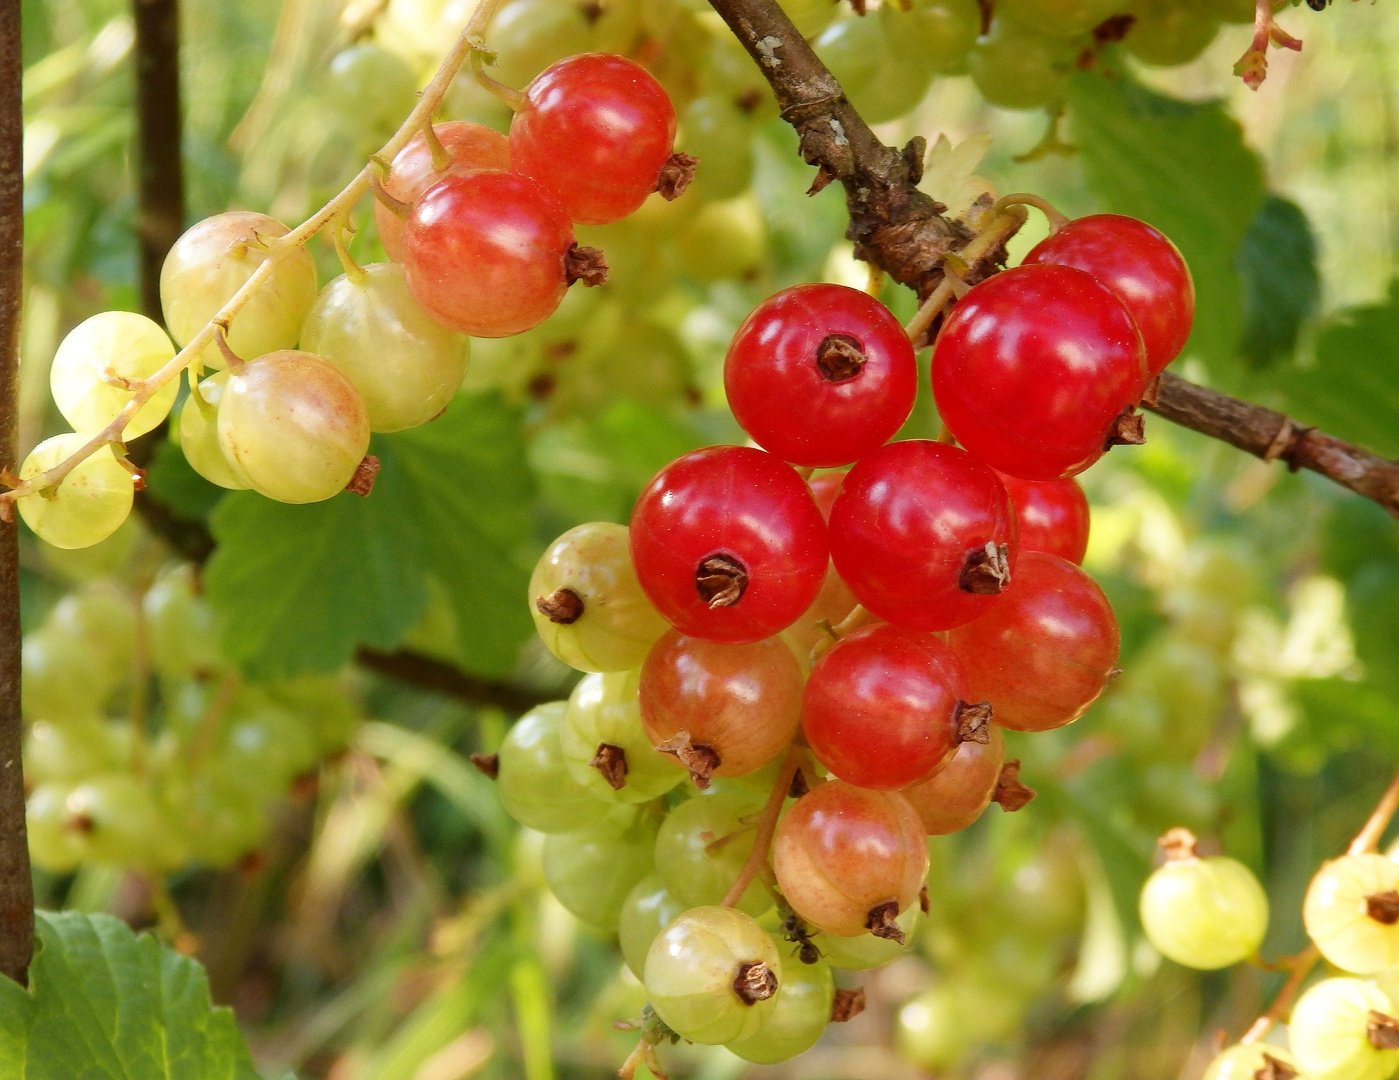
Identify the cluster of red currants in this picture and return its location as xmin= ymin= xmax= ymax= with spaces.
xmin=383 ymin=51 xmax=691 ymax=338
xmin=507 ymin=211 xmax=1195 ymax=1062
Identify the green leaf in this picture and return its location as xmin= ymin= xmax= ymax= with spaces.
xmin=530 ymin=399 xmax=706 ymax=525
xmin=0 ymin=910 xmax=262 ymax=1079
xmin=204 ymin=392 xmax=534 ymax=680
xmin=1068 ymin=72 xmax=1266 ymax=382
xmin=391 ymin=392 xmax=536 ymax=677
xmin=205 ymin=450 xmax=427 ymax=679
xmin=143 ymin=436 xmax=226 ymax=521
xmin=1236 ymin=196 xmax=1320 ymax=368
xmin=1280 ymin=283 xmax=1399 ymax=460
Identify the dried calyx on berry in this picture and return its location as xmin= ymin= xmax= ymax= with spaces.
xmin=732 ymin=961 xmax=779 ymax=1005
xmin=992 ymin=760 xmax=1036 ymax=812
xmin=831 ymin=987 xmax=866 ymax=1023
xmin=815 ymin=334 xmax=867 ymax=382
xmin=954 ymin=700 xmax=994 ymax=743
xmin=1369 ymin=1009 xmax=1399 ymax=1050
xmin=653 ymin=730 xmax=722 ymax=789
xmin=589 ymin=743 xmax=629 ymax=790
xmin=536 ymin=586 xmax=585 ymax=624
xmin=865 ymin=900 xmax=905 ymax=943
xmin=1158 ymin=826 xmax=1201 ymax=862
xmin=695 ymin=553 xmax=748 ymax=608
xmin=469 ymin=752 xmax=499 ymax=779
xmin=1366 ymin=889 xmax=1399 ymax=925
xmin=959 ymin=541 xmax=1011 ymax=595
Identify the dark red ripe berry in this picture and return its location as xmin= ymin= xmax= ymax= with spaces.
xmin=1024 ymin=214 xmax=1194 ymax=377
xmin=804 ymin=624 xmax=972 ymax=790
xmin=997 ymin=472 xmax=1091 ymax=565
xmin=630 ymin=446 xmax=828 ymax=644
xmin=829 ymin=440 xmax=1018 ymax=631
xmin=931 ymin=264 xmax=1148 ymax=480
xmin=948 ymin=551 xmax=1119 ymax=732
xmin=509 ymin=53 xmax=677 ymax=225
xmin=724 ymin=284 xmax=918 ymax=468
xmin=402 ymin=169 xmax=574 ymax=337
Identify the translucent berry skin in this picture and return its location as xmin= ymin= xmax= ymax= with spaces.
xmin=497 ymin=701 xmax=610 ymax=833
xmin=725 ymin=951 xmax=834 ymax=1063
xmin=1203 ymin=1044 xmax=1300 ymax=1080
xmin=1303 ymin=854 xmax=1399 ymax=974
xmin=998 ymin=472 xmax=1090 ymax=565
xmin=630 ymin=446 xmax=828 ymax=644
xmin=949 ymin=551 xmax=1119 ymax=732
xmin=655 ymin=791 xmax=771 ymax=915
xmin=543 ymin=808 xmax=656 ymax=932
xmin=528 ymin=522 xmax=669 ymax=673
xmin=646 ymin=906 xmax=782 ymax=1044
xmin=375 ymin=121 xmax=510 ymax=261
xmin=402 ymin=169 xmax=574 ymax=338
xmin=510 ymin=53 xmax=676 ymax=225
xmin=724 ymin=284 xmax=918 ymax=468
xmin=639 ymin=631 xmax=803 ymax=779
xmin=1290 ymin=977 xmax=1399 ymax=1080
xmin=618 ymin=874 xmax=685 ymax=979
xmin=931 ymin=264 xmax=1147 ymax=480
xmin=1139 ymin=854 xmax=1268 ymax=969
xmin=813 ymin=905 xmax=922 ymax=970
xmin=1023 ymin=214 xmax=1194 ymax=378
xmin=828 ymin=440 xmax=1017 ymax=632
xmin=901 ymin=726 xmax=1005 ymax=835
xmin=803 ymin=624 xmax=970 ymax=790
xmin=773 ymin=780 xmax=928 ymax=937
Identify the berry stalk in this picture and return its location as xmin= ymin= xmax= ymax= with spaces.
xmin=719 ymin=745 xmax=801 ymax=908
xmin=0 ymin=1 xmax=500 ymax=511
xmin=711 ymin=0 xmax=1399 ymax=521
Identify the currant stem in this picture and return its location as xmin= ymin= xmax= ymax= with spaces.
xmin=721 ymin=745 xmax=800 ymax=908
xmin=0 ymin=14 xmax=483 ymax=508
xmin=904 ymin=206 xmax=1027 ymax=347
xmin=1348 ymin=764 xmax=1399 ymax=856
xmin=422 ymin=121 xmax=451 ymax=173
xmin=992 ymin=192 xmax=1070 ymax=233
xmin=332 ymin=215 xmax=368 ymax=284
xmin=1238 ymin=944 xmax=1321 ymax=1043
xmin=471 ymin=50 xmax=529 ymax=112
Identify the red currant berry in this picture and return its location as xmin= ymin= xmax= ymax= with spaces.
xmin=773 ymin=780 xmax=928 ymax=939
xmin=948 ymin=550 xmax=1119 ymax=732
xmin=901 ymin=727 xmax=1005 ymax=836
xmin=1023 ymin=214 xmax=1194 ymax=377
xmin=402 ymin=169 xmax=576 ymax=338
xmin=639 ymin=631 xmax=803 ymax=785
xmin=782 ymin=471 xmax=859 ymax=657
xmin=931 ymin=264 xmax=1148 ymax=480
xmin=375 ymin=122 xmax=511 ymax=261
xmin=828 ymin=440 xmax=1017 ymax=631
xmin=997 ymin=472 xmax=1090 ymax=565
xmin=804 ymin=624 xmax=979 ymax=790
xmin=807 ymin=471 xmax=846 ymax=519
xmin=509 ymin=53 xmax=677 ymax=225
xmin=630 ymin=446 xmax=828 ymax=644
xmin=724 ymin=284 xmax=917 ymax=468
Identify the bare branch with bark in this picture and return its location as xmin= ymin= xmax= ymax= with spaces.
xmin=0 ymin=0 xmax=35 ymax=986
xmin=710 ymin=0 xmax=1399 ymax=519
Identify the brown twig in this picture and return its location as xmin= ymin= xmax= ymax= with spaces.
xmin=354 ymin=648 xmax=553 ymax=714
xmin=132 ymin=0 xmax=184 ymax=321
xmin=711 ymin=0 xmax=1399 ymax=523
xmin=0 ymin=0 xmax=33 ymax=986
xmin=721 ymin=745 xmax=800 ymax=908
xmin=1148 ymin=374 xmax=1399 ymax=518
